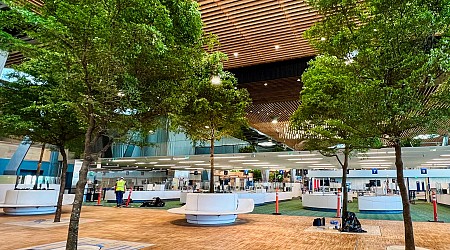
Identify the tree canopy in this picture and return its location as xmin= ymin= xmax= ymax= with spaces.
xmin=171 ymin=52 xmax=251 ymax=192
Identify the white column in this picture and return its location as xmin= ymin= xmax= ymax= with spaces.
xmin=0 ymin=50 xmax=8 ymax=75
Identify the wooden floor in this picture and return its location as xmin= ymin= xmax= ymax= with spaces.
xmin=0 ymin=205 xmax=449 ymax=250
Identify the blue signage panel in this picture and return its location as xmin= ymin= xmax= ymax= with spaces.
xmin=420 ymin=168 xmax=427 ymax=174
xmin=372 ymin=168 xmax=378 ymax=174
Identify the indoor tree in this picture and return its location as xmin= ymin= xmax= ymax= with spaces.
xmin=0 ymin=0 xmax=206 ymax=248
xmin=290 ymin=55 xmax=376 ymax=219
xmin=304 ymin=0 xmax=450 ymax=249
xmin=171 ymin=52 xmax=251 ymax=193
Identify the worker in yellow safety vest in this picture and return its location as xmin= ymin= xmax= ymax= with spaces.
xmin=114 ymin=177 xmax=127 ymax=207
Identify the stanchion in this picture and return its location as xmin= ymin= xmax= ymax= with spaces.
xmin=428 ymin=191 xmax=444 ymax=223
xmin=336 ymin=189 xmax=341 ymax=218
xmin=125 ymin=188 xmax=132 ymax=207
xmin=272 ymin=188 xmax=281 ymax=215
xmin=94 ymin=186 xmax=103 ymax=206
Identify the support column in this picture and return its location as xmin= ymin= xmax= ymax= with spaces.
xmin=0 ymin=50 xmax=8 ymax=75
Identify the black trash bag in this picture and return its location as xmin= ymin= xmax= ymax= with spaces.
xmin=140 ymin=197 xmax=165 ymax=207
xmin=340 ymin=212 xmax=367 ymax=233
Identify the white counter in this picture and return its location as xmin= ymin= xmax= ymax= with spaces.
xmin=358 ymin=195 xmax=402 ymax=213
xmin=1 ymin=189 xmax=58 ymax=215
xmin=302 ymin=193 xmax=341 ymax=210
xmin=168 ymin=193 xmax=254 ymax=225
xmin=437 ymin=194 xmax=450 ymax=206
xmin=179 ymin=191 xmax=295 ymax=205
xmin=105 ymin=190 xmax=181 ymax=202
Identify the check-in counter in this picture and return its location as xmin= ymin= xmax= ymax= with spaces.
xmin=358 ymin=195 xmax=402 ymax=213
xmin=236 ymin=191 xmax=294 ymax=205
xmin=302 ymin=193 xmax=340 ymax=210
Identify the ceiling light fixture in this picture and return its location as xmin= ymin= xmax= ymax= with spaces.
xmin=179 ymin=161 xmax=205 ymax=164
xmin=274 ymin=45 xmax=280 ymax=50
xmin=214 ymin=156 xmax=246 ymax=159
xmin=229 ymin=160 xmax=260 ymax=162
xmin=287 ymin=158 xmax=323 ymax=161
xmin=111 ymin=159 xmax=136 ymax=162
xmin=233 ymin=52 xmax=239 ymax=57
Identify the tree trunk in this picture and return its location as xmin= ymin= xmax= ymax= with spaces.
xmin=33 ymin=143 xmax=46 ymax=190
xmin=394 ymin=141 xmax=415 ymax=250
xmin=54 ymin=145 xmax=68 ymax=222
xmin=341 ymin=146 xmax=349 ymax=222
xmin=66 ymin=114 xmax=95 ymax=250
xmin=209 ymin=132 xmax=215 ymax=193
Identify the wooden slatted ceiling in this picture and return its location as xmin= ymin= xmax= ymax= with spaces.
xmin=198 ymin=0 xmax=320 ymax=69
xmin=6 ymin=0 xmax=320 ymax=68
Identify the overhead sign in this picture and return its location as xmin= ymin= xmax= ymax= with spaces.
xmin=420 ymin=168 xmax=427 ymax=175
xmin=372 ymin=168 xmax=378 ymax=174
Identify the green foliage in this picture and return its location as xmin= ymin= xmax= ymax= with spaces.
xmin=239 ymin=145 xmax=256 ymax=153
xmin=251 ymin=169 xmax=262 ymax=181
xmin=0 ymin=0 xmax=206 ymax=150
xmin=290 ymin=55 xmax=375 ymax=157
xmin=0 ymin=72 xmax=85 ymax=150
xmin=171 ymin=52 xmax=251 ymax=143
xmin=303 ymin=0 xmax=450 ymax=141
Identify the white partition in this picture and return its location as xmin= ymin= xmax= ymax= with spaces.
xmin=302 ymin=193 xmax=340 ymax=210
xmin=358 ymin=196 xmax=402 ymax=213
xmin=237 ymin=192 xmax=266 ymax=205
xmin=0 ymin=184 xmax=16 ymax=204
xmin=235 ymin=191 xmax=294 ymax=205
xmin=437 ymin=194 xmax=450 ymax=206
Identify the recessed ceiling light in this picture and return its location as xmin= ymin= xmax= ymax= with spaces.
xmin=233 ymin=52 xmax=239 ymax=57
xmin=358 ymin=156 xmax=395 ymax=159
xmin=294 ymin=161 xmax=321 ymax=164
xmin=158 ymin=158 xmax=172 ymax=161
xmin=111 ymin=159 xmax=136 ymax=162
xmin=154 ymin=164 xmax=175 ymax=167
xmin=278 ymin=154 xmax=319 ymax=157
xmin=214 ymin=156 xmax=246 ymax=159
xmin=297 ymin=78 xmax=301 ymax=82
xmin=136 ymin=162 xmax=157 ymax=165
xmin=229 ymin=160 xmax=260 ymax=162
xmin=274 ymin=45 xmax=280 ymax=50
xmin=242 ymin=162 xmax=270 ymax=165
xmin=264 ymin=83 xmax=268 ymax=86
xmin=179 ymin=161 xmax=204 ymax=163
xmin=320 ymin=37 xmax=326 ymax=41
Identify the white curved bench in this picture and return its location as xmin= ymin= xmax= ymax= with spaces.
xmin=0 ymin=190 xmax=58 ymax=215
xmin=168 ymin=193 xmax=254 ymax=225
